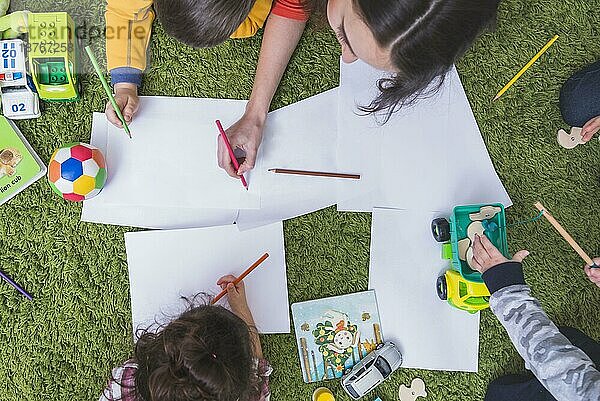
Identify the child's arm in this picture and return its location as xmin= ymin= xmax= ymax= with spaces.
xmin=472 ymin=235 xmax=600 ymax=401
xmin=105 ymin=0 xmax=154 ymax=85
xmin=217 ymin=13 xmax=307 ymax=178
xmin=104 ymin=0 xmax=154 ymax=127
xmin=217 ymin=275 xmax=263 ymax=358
xmin=489 ymin=285 xmax=600 ymax=400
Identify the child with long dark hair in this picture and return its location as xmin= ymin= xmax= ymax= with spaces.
xmin=99 ymin=276 xmax=271 ymax=401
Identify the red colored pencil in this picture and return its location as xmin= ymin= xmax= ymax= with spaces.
xmin=211 ymin=252 xmax=270 ymax=304
xmin=216 ymin=120 xmax=248 ymax=190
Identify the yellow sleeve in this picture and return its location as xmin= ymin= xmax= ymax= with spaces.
xmin=230 ymin=0 xmax=273 ymax=39
xmin=105 ymin=0 xmax=155 ymax=71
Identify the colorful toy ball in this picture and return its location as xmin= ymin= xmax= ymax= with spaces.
xmin=47 ymin=143 xmax=106 ymax=202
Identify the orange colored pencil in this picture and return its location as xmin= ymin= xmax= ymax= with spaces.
xmin=211 ymin=252 xmax=270 ymax=304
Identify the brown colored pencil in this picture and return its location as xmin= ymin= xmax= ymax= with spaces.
xmin=211 ymin=252 xmax=269 ymax=304
xmin=268 ymin=168 xmax=360 ymax=180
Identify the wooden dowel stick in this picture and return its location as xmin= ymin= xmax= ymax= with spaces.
xmin=534 ymin=202 xmax=594 ymax=266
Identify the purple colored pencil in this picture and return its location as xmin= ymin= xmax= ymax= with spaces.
xmin=0 ymin=269 xmax=32 ymax=300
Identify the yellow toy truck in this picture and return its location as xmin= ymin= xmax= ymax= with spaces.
xmin=432 ymin=204 xmax=509 ymax=313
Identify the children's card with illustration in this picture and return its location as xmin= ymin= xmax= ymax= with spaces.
xmin=291 ymin=290 xmax=383 ymax=383
xmin=0 ymin=116 xmax=45 ymax=205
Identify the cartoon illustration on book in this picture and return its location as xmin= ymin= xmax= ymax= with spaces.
xmin=292 ymin=290 xmax=383 ymax=383
xmin=0 ymin=116 xmax=46 ymax=206
xmin=0 ymin=147 xmax=22 ymax=178
xmin=313 ymin=310 xmax=360 ymax=374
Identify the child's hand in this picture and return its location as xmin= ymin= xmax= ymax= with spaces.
xmin=584 ymin=258 xmax=600 ymax=288
xmin=106 ymin=82 xmax=139 ymax=129
xmin=217 ymin=112 xmax=266 ymax=178
xmin=217 ymin=274 xmax=262 ymax=357
xmin=581 ymin=116 xmax=600 ymax=142
xmin=471 ymin=234 xmax=529 ymax=274
xmin=217 ymin=275 xmax=252 ymax=318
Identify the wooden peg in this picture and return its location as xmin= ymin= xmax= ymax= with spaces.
xmin=534 ymin=202 xmax=595 ymax=266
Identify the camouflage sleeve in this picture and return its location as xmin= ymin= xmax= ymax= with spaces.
xmin=486 ymin=263 xmax=600 ymax=401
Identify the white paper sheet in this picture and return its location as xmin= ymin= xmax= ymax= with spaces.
xmin=369 ymin=208 xmax=480 ymax=372
xmin=337 ymin=60 xmax=511 ymax=214
xmin=82 ymin=113 xmax=238 ymax=229
xmin=237 ymin=89 xmax=341 ymax=230
xmin=83 ymin=90 xmax=344 ymax=230
xmin=102 ymin=96 xmax=260 ymax=210
xmin=336 ymin=60 xmax=385 ymax=209
xmin=125 ymin=222 xmax=290 ymax=334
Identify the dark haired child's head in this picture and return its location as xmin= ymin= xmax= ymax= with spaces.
xmin=326 ymin=0 xmax=500 ymax=117
xmin=133 ymin=304 xmax=255 ymax=401
xmin=154 ymin=0 xmax=258 ymax=48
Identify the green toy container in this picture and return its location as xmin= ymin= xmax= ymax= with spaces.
xmin=448 ymin=204 xmax=509 ymax=283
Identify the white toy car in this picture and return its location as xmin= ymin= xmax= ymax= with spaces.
xmin=341 ymin=341 xmax=403 ymax=399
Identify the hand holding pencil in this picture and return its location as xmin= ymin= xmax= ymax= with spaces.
xmin=212 ymin=252 xmax=269 ymax=305
xmin=216 ymin=120 xmax=250 ymax=190
xmin=216 ymin=115 xmax=264 ymax=179
xmin=85 ymin=46 xmax=133 ymax=138
xmin=105 ymin=83 xmax=140 ymax=130
xmin=216 ymin=274 xmax=252 ymax=317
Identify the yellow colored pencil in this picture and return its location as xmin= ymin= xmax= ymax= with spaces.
xmin=494 ymin=35 xmax=559 ymax=101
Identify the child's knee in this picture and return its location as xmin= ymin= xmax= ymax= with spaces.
xmin=560 ymin=61 xmax=600 ymax=127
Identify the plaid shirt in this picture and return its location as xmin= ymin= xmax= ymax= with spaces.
xmin=99 ymin=359 xmax=272 ymax=401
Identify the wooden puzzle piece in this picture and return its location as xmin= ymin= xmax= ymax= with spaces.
xmin=467 ymin=221 xmax=485 ymax=239
xmin=466 ymin=247 xmax=474 ymax=269
xmin=458 ymin=238 xmax=470 ymax=260
xmin=557 ymin=127 xmax=584 ymax=149
xmin=469 ymin=206 xmax=501 ymax=221
xmin=457 ymin=221 xmax=487 ymax=269
xmin=399 ymin=377 xmax=427 ymax=401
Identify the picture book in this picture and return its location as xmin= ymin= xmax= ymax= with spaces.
xmin=291 ymin=290 xmax=384 ymax=383
xmin=0 ymin=116 xmax=45 ymax=205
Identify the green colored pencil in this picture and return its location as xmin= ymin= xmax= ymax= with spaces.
xmin=84 ymin=46 xmax=131 ymax=138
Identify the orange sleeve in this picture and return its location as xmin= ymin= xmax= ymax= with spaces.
xmin=271 ymin=0 xmax=309 ymax=21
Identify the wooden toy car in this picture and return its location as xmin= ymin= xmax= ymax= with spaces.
xmin=341 ymin=342 xmax=403 ymax=400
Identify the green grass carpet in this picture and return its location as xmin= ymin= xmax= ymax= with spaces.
xmin=1 ymin=0 xmax=600 ymax=400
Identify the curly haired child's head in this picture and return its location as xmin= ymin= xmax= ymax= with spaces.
xmin=133 ymin=303 xmax=256 ymax=401
xmin=153 ymin=0 xmax=258 ymax=48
